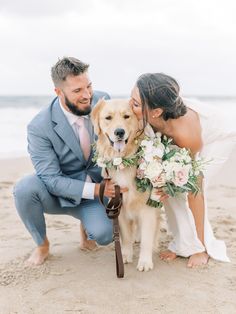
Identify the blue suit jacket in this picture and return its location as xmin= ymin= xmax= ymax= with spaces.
xmin=27 ymin=91 xmax=110 ymax=207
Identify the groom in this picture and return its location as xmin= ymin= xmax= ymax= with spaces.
xmin=14 ymin=57 xmax=126 ymax=265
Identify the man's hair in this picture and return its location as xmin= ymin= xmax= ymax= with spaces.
xmin=51 ymin=57 xmax=89 ymax=87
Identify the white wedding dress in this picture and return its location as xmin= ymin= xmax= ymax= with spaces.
xmin=160 ymin=98 xmax=236 ymax=262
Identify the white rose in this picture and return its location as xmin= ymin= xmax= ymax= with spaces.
xmin=139 ymin=162 xmax=147 ymax=170
xmin=141 ymin=140 xmax=152 ymax=147
xmin=113 ymin=157 xmax=123 ymax=166
xmin=145 ymin=161 xmax=163 ymax=180
xmin=184 ymin=155 xmax=192 ymax=163
xmin=163 ymin=161 xmax=179 ymax=180
xmin=175 ymin=150 xmax=192 ymax=163
xmin=152 ymin=143 xmax=165 ymax=158
xmin=144 ymin=144 xmax=153 ymax=153
xmin=155 ymin=132 xmax=162 ymax=138
xmin=144 ymin=152 xmax=154 ymax=162
xmin=97 ymin=157 xmax=106 ymax=168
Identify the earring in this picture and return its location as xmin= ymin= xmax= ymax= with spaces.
xmin=152 ymin=115 xmax=156 ymax=118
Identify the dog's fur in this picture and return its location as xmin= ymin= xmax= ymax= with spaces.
xmin=91 ymin=99 xmax=160 ymax=271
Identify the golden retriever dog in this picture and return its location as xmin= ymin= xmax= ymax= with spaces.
xmin=91 ymin=99 xmax=160 ymax=271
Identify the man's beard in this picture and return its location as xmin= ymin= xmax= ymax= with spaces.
xmin=64 ymin=95 xmax=92 ymax=116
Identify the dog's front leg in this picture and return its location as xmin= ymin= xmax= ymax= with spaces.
xmin=119 ymin=211 xmax=133 ymax=263
xmin=137 ymin=208 xmax=157 ymax=272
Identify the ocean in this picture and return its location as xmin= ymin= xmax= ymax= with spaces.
xmin=0 ymin=95 xmax=235 ymax=159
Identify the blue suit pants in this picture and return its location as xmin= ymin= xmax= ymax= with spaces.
xmin=13 ymin=175 xmax=113 ymax=246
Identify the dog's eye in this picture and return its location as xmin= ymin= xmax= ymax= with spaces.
xmin=105 ymin=116 xmax=112 ymax=120
xmin=124 ymin=115 xmax=130 ymax=119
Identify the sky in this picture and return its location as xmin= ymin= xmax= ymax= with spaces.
xmin=0 ymin=0 xmax=235 ymax=96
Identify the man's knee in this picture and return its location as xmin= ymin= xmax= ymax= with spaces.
xmin=13 ymin=175 xmax=45 ymax=210
xmin=92 ymin=223 xmax=113 ymax=246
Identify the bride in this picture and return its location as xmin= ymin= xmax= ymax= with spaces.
xmin=130 ymin=72 xmax=236 ymax=267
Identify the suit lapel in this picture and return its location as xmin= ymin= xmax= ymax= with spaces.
xmin=51 ymin=98 xmax=85 ymax=161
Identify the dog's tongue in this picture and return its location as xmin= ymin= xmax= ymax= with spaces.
xmin=113 ymin=140 xmax=126 ymax=152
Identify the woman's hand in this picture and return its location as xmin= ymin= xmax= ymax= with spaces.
xmin=153 ymin=187 xmax=169 ymax=202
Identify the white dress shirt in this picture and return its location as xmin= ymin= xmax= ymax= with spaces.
xmin=59 ymin=101 xmax=95 ymax=200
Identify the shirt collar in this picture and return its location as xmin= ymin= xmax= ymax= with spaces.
xmin=59 ymin=99 xmax=89 ymax=126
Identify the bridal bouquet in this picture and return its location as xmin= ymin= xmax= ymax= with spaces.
xmin=136 ymin=125 xmax=208 ymax=208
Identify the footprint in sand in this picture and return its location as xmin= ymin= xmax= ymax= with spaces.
xmin=0 ymin=258 xmax=50 ymax=286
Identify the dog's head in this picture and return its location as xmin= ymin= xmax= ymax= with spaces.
xmin=91 ymin=98 xmax=139 ymax=155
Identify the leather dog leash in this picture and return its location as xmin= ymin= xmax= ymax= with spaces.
xmin=99 ymin=177 xmax=124 ymax=278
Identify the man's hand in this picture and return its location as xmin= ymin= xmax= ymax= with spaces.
xmin=95 ymin=180 xmax=128 ymax=198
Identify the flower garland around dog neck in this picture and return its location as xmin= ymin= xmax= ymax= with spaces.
xmin=92 ymin=146 xmax=139 ymax=171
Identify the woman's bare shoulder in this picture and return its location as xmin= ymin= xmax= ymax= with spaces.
xmin=173 ymin=113 xmax=203 ymax=154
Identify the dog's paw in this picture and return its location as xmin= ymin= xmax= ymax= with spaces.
xmin=122 ymin=247 xmax=133 ymax=264
xmin=122 ymin=253 xmax=133 ymax=264
xmin=121 ymin=243 xmax=133 ymax=264
xmin=137 ymin=259 xmax=153 ymax=272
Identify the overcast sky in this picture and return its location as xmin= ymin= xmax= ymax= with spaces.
xmin=0 ymin=0 xmax=235 ymax=96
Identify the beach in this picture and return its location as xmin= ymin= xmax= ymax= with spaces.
xmin=0 ymin=153 xmax=236 ymax=314
xmin=1 ymin=0 xmax=236 ymax=310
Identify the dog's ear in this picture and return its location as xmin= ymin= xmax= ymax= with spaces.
xmin=91 ymin=98 xmax=106 ymax=135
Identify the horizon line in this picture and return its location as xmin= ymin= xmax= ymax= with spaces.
xmin=0 ymin=94 xmax=236 ymax=99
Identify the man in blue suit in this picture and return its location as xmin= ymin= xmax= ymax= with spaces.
xmin=14 ymin=57 xmax=125 ymax=265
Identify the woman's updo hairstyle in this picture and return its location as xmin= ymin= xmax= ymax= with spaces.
xmin=136 ymin=73 xmax=187 ymax=121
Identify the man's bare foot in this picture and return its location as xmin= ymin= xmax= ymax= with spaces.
xmin=187 ymin=252 xmax=209 ymax=268
xmin=26 ymin=238 xmax=49 ymax=266
xmin=79 ymin=223 xmax=97 ymax=251
xmin=159 ymin=250 xmax=177 ymax=261
xmin=79 ymin=239 xmax=97 ymax=251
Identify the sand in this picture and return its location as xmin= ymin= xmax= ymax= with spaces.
xmin=0 ymin=153 xmax=236 ymax=314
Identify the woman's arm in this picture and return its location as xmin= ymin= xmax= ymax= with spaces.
xmin=188 ymin=176 xmax=205 ymax=245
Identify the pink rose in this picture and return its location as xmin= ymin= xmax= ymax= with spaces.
xmin=136 ymin=168 xmax=145 ymax=179
xmin=138 ymin=158 xmax=145 ymax=165
xmin=172 ymin=168 xmax=189 ymax=187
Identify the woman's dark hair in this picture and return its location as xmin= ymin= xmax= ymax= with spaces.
xmin=136 ymin=73 xmax=187 ymax=121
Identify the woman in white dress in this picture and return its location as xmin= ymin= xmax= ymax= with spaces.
xmin=130 ymin=73 xmax=236 ymax=267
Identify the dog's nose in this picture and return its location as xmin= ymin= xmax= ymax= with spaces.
xmin=114 ymin=128 xmax=125 ymax=139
